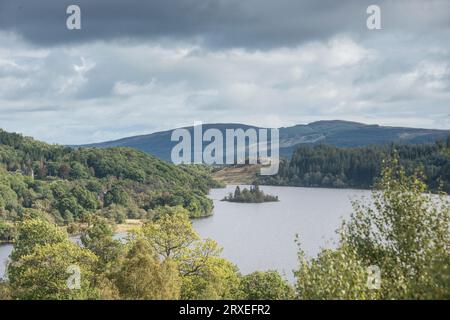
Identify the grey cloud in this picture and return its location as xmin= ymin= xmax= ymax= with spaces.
xmin=1 ymin=1 xmax=450 ymax=144
xmin=0 ymin=105 xmax=60 ymax=113
xmin=0 ymin=0 xmax=449 ymax=49
xmin=1 ymin=30 xmax=450 ymax=144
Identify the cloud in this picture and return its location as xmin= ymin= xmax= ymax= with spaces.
xmin=0 ymin=1 xmax=449 ymax=144
xmin=0 ymin=29 xmax=449 ymax=144
xmin=0 ymin=0 xmax=449 ymax=49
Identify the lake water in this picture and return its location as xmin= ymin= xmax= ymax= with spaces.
xmin=193 ymin=185 xmax=369 ymax=282
xmin=0 ymin=186 xmax=369 ymax=281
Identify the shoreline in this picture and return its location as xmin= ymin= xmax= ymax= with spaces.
xmin=211 ymin=184 xmax=373 ymax=192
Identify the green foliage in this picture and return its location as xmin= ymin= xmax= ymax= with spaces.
xmin=8 ymin=241 xmax=98 ymax=300
xmin=114 ymin=239 xmax=180 ymax=300
xmin=0 ymin=129 xmax=218 ymax=227
xmin=133 ymin=206 xmax=242 ymax=299
xmin=180 ymin=255 xmax=242 ymax=300
xmin=240 ymin=271 xmax=294 ymax=300
xmin=295 ymin=244 xmax=380 ymax=300
xmin=262 ymin=140 xmax=450 ymax=192
xmin=99 ymin=204 xmax=127 ymax=224
xmin=0 ymin=220 xmax=17 ymax=243
xmin=69 ymin=162 xmax=90 ymax=179
xmin=7 ymin=219 xmax=99 ymax=300
xmin=0 ymin=281 xmax=11 ymax=299
xmin=104 ymin=185 xmax=129 ymax=207
xmin=295 ymin=158 xmax=450 ymax=299
xmin=137 ymin=206 xmax=199 ymax=259
xmin=223 ymin=185 xmax=279 ymax=203
xmin=10 ymin=218 xmax=68 ymax=261
xmin=2 ymin=206 xmax=242 ymax=300
xmin=0 ymin=129 xmax=241 ymax=300
xmin=80 ymin=215 xmax=122 ymax=272
xmin=343 ymin=157 xmax=450 ymax=299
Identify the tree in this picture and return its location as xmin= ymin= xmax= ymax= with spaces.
xmin=0 ymin=220 xmax=17 ymax=242
xmin=58 ymin=164 xmax=71 ymax=179
xmin=181 ymin=255 xmax=242 ymax=300
xmin=80 ymin=215 xmax=122 ymax=272
xmin=71 ymin=185 xmax=98 ymax=211
xmin=10 ymin=218 xmax=67 ymax=261
xmin=57 ymin=196 xmax=84 ymax=220
xmin=114 ymin=239 xmax=180 ymax=299
xmin=70 ymin=162 xmax=89 ymax=179
xmin=8 ymin=241 xmax=98 ymax=300
xmin=295 ymin=243 xmax=380 ymax=300
xmin=0 ymin=281 xmax=11 ymax=299
xmin=104 ymin=185 xmax=129 ymax=207
xmin=0 ymin=128 xmax=217 ymax=228
xmin=241 ymin=270 xmax=294 ymax=300
xmin=100 ymin=204 xmax=127 ymax=224
xmin=133 ymin=206 xmax=242 ymax=299
xmin=343 ymin=157 xmax=450 ymax=299
xmin=8 ymin=218 xmax=98 ymax=300
xmin=137 ymin=206 xmax=199 ymax=259
xmin=261 ymin=141 xmax=450 ymax=193
xmin=234 ymin=186 xmax=241 ymax=198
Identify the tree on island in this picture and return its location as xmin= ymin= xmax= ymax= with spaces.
xmin=222 ymin=184 xmax=279 ymax=203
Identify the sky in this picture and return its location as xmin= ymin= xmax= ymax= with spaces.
xmin=0 ymin=0 xmax=449 ymax=144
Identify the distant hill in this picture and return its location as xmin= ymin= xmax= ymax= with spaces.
xmin=78 ymin=120 xmax=450 ymax=161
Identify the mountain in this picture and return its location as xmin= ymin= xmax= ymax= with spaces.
xmin=78 ymin=120 xmax=450 ymax=161
xmin=78 ymin=123 xmax=259 ymax=161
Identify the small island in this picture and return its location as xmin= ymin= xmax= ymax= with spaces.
xmin=222 ymin=185 xmax=279 ymax=203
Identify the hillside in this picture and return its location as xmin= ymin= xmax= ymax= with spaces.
xmin=79 ymin=120 xmax=450 ymax=161
xmin=260 ymin=140 xmax=450 ymax=192
xmin=0 ymin=129 xmax=220 ymax=237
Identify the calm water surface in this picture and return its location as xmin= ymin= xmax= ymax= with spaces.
xmin=0 ymin=186 xmax=369 ymax=281
xmin=193 ymin=185 xmax=369 ymax=281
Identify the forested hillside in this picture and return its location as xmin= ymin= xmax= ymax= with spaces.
xmin=0 ymin=129 xmax=220 ymax=238
xmin=261 ymin=138 xmax=450 ymax=192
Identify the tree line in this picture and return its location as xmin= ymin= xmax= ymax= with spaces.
xmin=0 ymin=129 xmax=222 ymax=242
xmin=261 ymin=137 xmax=450 ymax=192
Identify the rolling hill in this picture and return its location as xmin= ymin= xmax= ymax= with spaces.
xmin=78 ymin=120 xmax=450 ymax=161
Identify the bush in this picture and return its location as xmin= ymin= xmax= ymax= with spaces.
xmin=241 ymin=271 xmax=294 ymax=300
xmin=0 ymin=220 xmax=17 ymax=242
